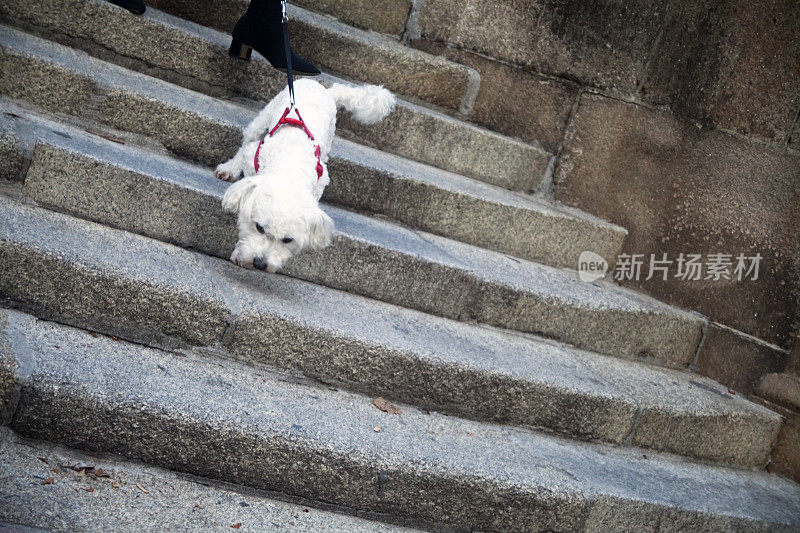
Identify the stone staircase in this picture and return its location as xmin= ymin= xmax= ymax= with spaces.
xmin=0 ymin=0 xmax=798 ymax=531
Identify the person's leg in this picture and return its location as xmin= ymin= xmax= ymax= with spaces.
xmin=229 ymin=0 xmax=319 ymax=76
xmin=107 ymin=0 xmax=145 ymax=14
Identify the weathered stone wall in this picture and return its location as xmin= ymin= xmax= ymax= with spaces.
xmin=642 ymin=0 xmax=799 ymax=144
xmin=554 ymin=95 xmax=798 ymax=347
xmin=411 ymin=0 xmax=800 ymax=390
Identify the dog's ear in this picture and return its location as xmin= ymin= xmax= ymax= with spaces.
xmin=222 ymin=177 xmax=257 ymax=214
xmin=307 ymin=208 xmax=335 ymax=250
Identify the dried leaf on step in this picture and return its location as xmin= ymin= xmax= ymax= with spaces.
xmin=231 ymin=523 xmax=242 ymax=529
xmin=373 ymin=397 xmax=401 ymax=415
xmin=84 ymin=486 xmax=94 ymax=492
xmin=136 ymin=482 xmax=149 ymax=494
xmin=42 ymin=477 xmax=55 ymax=485
xmin=94 ymin=468 xmax=110 ymax=478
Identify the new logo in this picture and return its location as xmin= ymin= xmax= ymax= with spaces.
xmin=578 ymin=251 xmax=608 ymax=282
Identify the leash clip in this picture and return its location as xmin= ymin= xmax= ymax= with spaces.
xmin=281 ymin=0 xmax=288 ymax=23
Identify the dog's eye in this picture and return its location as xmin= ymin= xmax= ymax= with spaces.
xmin=281 ymin=237 xmax=294 ymax=244
xmin=255 ymin=223 xmax=265 ymax=234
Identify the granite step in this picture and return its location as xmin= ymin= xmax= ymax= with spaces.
xmin=1 ymin=309 xmax=798 ymax=531
xmin=0 ymin=25 xmax=626 ymax=269
xmin=0 ymin=428 xmax=416 ymax=532
xmin=0 ymin=0 xmax=552 ymax=191
xmin=0 ymin=197 xmax=779 ymax=467
xmin=3 ymin=106 xmax=701 ymax=368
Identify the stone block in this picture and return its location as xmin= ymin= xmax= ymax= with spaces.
xmin=642 ymin=0 xmax=800 ymax=144
xmin=767 ymin=411 xmax=800 ymax=485
xmin=413 ymin=38 xmax=578 ymax=152
xmin=632 ymin=389 xmax=781 ymax=467
xmin=0 ymin=47 xmax=96 ymax=116
xmin=755 ymin=373 xmax=800 ymax=412
xmin=696 ymin=323 xmax=789 ymax=395
xmin=0 ymin=196 xmax=232 ymax=348
xmin=336 ymin=99 xmax=552 ymax=191
xmin=101 ymin=89 xmax=244 ymax=168
xmin=555 ymin=93 xmax=800 ymax=348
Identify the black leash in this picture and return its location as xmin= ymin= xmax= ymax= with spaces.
xmin=281 ymin=0 xmax=295 ymax=108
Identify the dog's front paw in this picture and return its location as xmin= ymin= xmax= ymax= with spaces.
xmin=230 ymin=246 xmax=247 ymax=268
xmin=215 ymin=168 xmax=237 ymax=182
xmin=215 ymin=161 xmax=243 ymax=182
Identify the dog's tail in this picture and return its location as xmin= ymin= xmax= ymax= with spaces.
xmin=328 ymin=83 xmax=396 ymax=124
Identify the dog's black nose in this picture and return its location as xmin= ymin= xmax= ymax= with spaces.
xmin=253 ymin=257 xmax=268 ymax=271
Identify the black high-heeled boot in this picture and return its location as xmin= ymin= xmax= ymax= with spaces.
xmin=229 ymin=0 xmax=320 ymax=76
xmin=107 ymin=0 xmax=145 ymax=14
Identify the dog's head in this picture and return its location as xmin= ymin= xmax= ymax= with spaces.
xmin=222 ymin=176 xmax=334 ymax=272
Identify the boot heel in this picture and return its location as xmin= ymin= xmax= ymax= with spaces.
xmin=228 ymin=39 xmax=252 ymax=61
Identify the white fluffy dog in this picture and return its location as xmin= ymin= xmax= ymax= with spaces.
xmin=215 ymin=78 xmax=395 ymax=272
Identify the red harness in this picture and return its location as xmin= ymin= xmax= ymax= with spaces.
xmin=254 ymin=106 xmax=324 ymax=180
